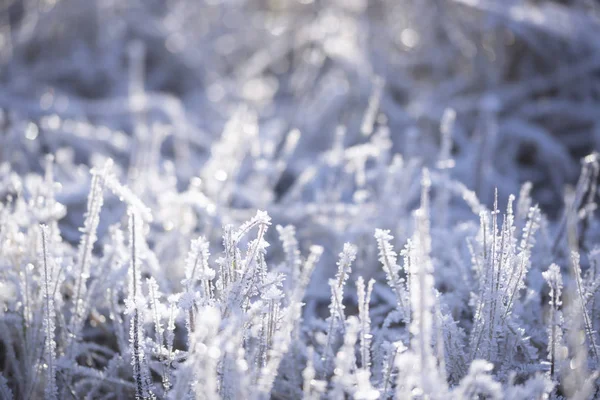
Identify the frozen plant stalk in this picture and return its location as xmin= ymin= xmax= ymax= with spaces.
xmin=127 ymin=210 xmax=154 ymax=400
xmin=542 ymin=264 xmax=564 ymax=380
xmin=356 ymin=276 xmax=374 ymax=371
xmin=331 ymin=317 xmax=360 ymax=400
xmin=182 ymin=236 xmax=215 ymax=335
xmin=40 ymin=225 xmax=57 ymax=400
xmin=374 ymin=229 xmax=408 ymax=321
xmin=408 ymin=169 xmax=447 ymax=396
xmin=322 ymin=243 xmax=357 ymax=376
xmin=69 ymin=160 xmax=112 ymax=347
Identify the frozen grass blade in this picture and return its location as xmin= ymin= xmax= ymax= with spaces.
xmin=69 ymin=159 xmax=112 ymax=354
xmin=542 ymin=263 xmax=564 ymax=380
xmin=127 ymin=210 xmax=154 ymax=400
xmin=40 ymin=225 xmax=57 ymax=400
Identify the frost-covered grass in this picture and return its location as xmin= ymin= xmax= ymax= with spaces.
xmin=2 ymin=147 xmax=600 ymax=400
xmin=2 ymin=1 xmax=600 ymax=399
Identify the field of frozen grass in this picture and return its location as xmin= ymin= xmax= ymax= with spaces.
xmin=1 ymin=0 xmax=600 ymax=399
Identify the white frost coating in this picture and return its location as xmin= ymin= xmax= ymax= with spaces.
xmin=1 ymin=3 xmax=600 ymax=396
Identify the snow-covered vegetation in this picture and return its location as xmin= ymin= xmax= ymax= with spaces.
xmin=1 ymin=0 xmax=600 ymax=399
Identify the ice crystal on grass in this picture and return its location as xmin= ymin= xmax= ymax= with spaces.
xmin=127 ymin=210 xmax=155 ymax=400
xmin=39 ymin=225 xmax=58 ymax=400
xmin=542 ymin=264 xmax=565 ymax=381
xmin=322 ymin=243 xmax=357 ymax=376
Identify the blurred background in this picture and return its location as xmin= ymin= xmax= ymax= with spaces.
xmin=1 ymin=0 xmax=600 ymax=287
